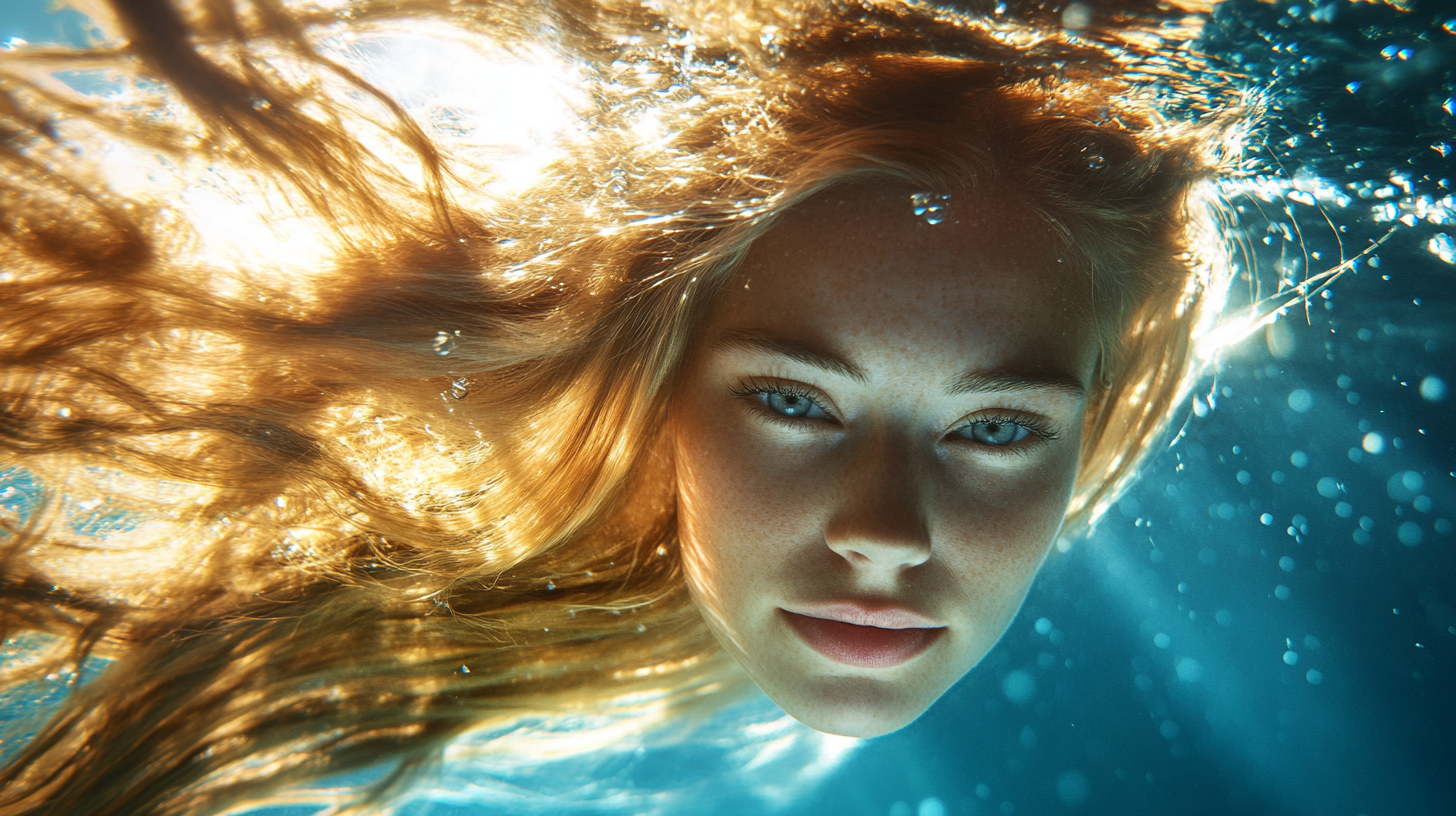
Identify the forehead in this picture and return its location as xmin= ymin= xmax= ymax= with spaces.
xmin=707 ymin=184 xmax=1097 ymax=375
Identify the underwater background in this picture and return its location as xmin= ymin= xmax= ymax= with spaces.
xmin=1 ymin=1 xmax=1452 ymax=815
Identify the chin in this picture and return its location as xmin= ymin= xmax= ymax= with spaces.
xmin=778 ymin=693 xmax=928 ymax=738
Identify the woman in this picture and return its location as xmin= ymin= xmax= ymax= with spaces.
xmin=0 ymin=0 xmax=1251 ymax=812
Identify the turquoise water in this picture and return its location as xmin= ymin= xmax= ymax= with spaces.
xmin=2 ymin=1 xmax=1453 ymax=814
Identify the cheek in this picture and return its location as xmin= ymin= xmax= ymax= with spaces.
xmin=939 ymin=451 xmax=1083 ymax=635
xmin=671 ymin=397 xmax=793 ymax=614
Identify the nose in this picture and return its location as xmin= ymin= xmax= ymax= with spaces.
xmin=823 ymin=431 xmax=932 ymax=571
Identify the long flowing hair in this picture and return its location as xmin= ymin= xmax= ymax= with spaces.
xmin=0 ymin=0 xmax=1249 ymax=813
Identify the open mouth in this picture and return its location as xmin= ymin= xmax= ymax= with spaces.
xmin=781 ymin=610 xmax=943 ymax=668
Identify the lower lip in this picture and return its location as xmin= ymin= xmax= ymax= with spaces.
xmin=782 ymin=611 xmax=941 ymax=668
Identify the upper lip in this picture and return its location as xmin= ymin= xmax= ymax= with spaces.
xmin=782 ymin=600 xmax=944 ymax=629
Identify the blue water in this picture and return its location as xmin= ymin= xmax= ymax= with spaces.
xmin=2 ymin=1 xmax=1453 ymax=814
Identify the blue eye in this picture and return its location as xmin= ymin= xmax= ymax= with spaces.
xmin=759 ymin=390 xmax=829 ymax=419
xmin=954 ymin=419 xmax=1032 ymax=446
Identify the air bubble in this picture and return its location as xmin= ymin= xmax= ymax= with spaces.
xmin=1176 ymin=657 xmax=1203 ymax=682
xmin=1387 ymin=471 xmax=1425 ymax=502
xmin=1420 ymin=376 xmax=1447 ymax=401
xmin=433 ymin=331 xmax=460 ymax=356
xmin=1397 ymin=522 xmax=1423 ymax=546
xmin=918 ymin=798 xmax=948 ymax=816
xmin=1056 ymin=771 xmax=1090 ymax=805
xmin=1002 ymin=669 xmax=1036 ymax=703
xmin=1061 ymin=2 xmax=1091 ymax=30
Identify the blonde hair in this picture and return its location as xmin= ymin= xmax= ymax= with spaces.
xmin=0 ymin=0 xmax=1247 ymax=812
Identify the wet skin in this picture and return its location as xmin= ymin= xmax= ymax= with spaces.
xmin=671 ymin=184 xmax=1101 ymax=737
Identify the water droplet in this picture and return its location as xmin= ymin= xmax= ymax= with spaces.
xmin=909 ymin=192 xmax=951 ymax=224
xmin=433 ymin=331 xmax=459 ymax=356
xmin=1362 ymin=432 xmax=1385 ymax=454
xmin=449 ymin=377 xmax=470 ymax=399
xmin=1427 ymin=233 xmax=1454 ymax=264
xmin=546 ymin=580 xmax=556 ymax=590
xmin=1345 ymin=81 xmax=1361 ymax=94
xmin=1085 ymin=152 xmax=1107 ymax=170
xmin=1283 ymin=650 xmax=1299 ymax=665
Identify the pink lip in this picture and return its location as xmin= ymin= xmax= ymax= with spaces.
xmin=780 ymin=606 xmax=944 ymax=668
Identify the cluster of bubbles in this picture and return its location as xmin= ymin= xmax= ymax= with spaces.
xmin=909 ymin=192 xmax=952 ymax=225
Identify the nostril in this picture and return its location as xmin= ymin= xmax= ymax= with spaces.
xmin=825 ymin=525 xmax=932 ymax=570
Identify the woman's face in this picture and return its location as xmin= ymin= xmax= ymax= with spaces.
xmin=670 ymin=184 xmax=1102 ymax=737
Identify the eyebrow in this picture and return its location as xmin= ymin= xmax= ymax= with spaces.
xmin=944 ymin=369 xmax=1088 ymax=399
xmin=709 ymin=328 xmax=869 ymax=383
xmin=710 ymin=327 xmax=1088 ymax=399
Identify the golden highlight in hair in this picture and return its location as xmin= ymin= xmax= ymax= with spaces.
xmin=0 ymin=0 xmax=1254 ymax=813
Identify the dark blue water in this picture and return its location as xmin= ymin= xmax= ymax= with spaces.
xmin=1 ymin=1 xmax=1452 ymax=815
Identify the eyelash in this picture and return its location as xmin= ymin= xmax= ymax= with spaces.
xmin=951 ymin=413 xmax=1059 ymax=457
xmin=728 ymin=378 xmax=836 ymax=428
xmin=728 ymin=378 xmax=1059 ymax=453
